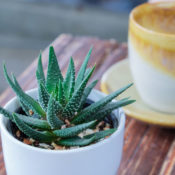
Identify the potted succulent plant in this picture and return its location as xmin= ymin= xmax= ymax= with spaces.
xmin=0 ymin=46 xmax=134 ymax=175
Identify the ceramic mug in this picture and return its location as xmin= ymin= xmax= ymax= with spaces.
xmin=128 ymin=2 xmax=175 ymax=113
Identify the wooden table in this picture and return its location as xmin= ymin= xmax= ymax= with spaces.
xmin=0 ymin=34 xmax=175 ymax=175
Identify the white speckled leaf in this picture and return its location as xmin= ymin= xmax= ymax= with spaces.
xmin=46 ymin=46 xmax=63 ymax=93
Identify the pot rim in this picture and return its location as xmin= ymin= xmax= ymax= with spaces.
xmin=0 ymin=88 xmax=125 ymax=154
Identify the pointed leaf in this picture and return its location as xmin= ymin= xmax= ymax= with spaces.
xmin=38 ymin=82 xmax=50 ymax=112
xmin=52 ymin=83 xmax=59 ymax=102
xmin=57 ymin=136 xmax=95 ymax=147
xmin=63 ymin=58 xmax=72 ymax=100
xmin=63 ymin=58 xmax=75 ymax=100
xmin=19 ymin=101 xmax=30 ymax=116
xmin=47 ymin=94 xmax=64 ymax=129
xmin=10 ymin=73 xmax=36 ymax=116
xmin=11 ymin=74 xmax=21 ymax=90
xmin=62 ymin=66 xmax=95 ymax=119
xmin=72 ymin=83 xmax=133 ymax=124
xmin=14 ymin=113 xmax=51 ymax=130
xmin=78 ymin=80 xmax=98 ymax=112
xmin=85 ymin=99 xmax=135 ymax=122
xmin=75 ymin=48 xmax=92 ymax=89
xmin=84 ymin=68 xmax=92 ymax=78
xmin=68 ymin=58 xmax=75 ymax=99
xmin=58 ymin=80 xmax=66 ymax=106
xmin=3 ymin=65 xmax=46 ymax=117
xmin=53 ymin=120 xmax=96 ymax=138
xmin=12 ymin=74 xmax=30 ymax=115
xmin=13 ymin=114 xmax=56 ymax=142
xmin=84 ymin=128 xmax=117 ymax=141
xmin=46 ymin=46 xmax=63 ymax=93
xmin=36 ymin=52 xmax=45 ymax=85
xmin=0 ymin=106 xmax=13 ymax=120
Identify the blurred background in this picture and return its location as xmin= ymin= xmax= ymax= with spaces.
xmin=0 ymin=0 xmax=146 ymax=94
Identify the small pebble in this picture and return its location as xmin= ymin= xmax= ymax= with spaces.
xmin=52 ymin=142 xmax=66 ymax=150
xmin=29 ymin=110 xmax=34 ymax=115
xmin=61 ymin=125 xmax=66 ymax=129
xmin=23 ymin=138 xmax=32 ymax=145
xmin=65 ymin=119 xmax=71 ymax=127
xmin=16 ymin=130 xmax=21 ymax=138
xmin=39 ymin=143 xmax=53 ymax=150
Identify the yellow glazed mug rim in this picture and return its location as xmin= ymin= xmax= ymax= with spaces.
xmin=130 ymin=2 xmax=175 ymax=38
xmin=129 ymin=2 xmax=175 ymax=50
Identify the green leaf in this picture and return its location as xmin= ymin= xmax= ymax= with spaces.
xmin=75 ymin=48 xmax=92 ymax=89
xmin=0 ymin=106 xmax=13 ymax=120
xmin=63 ymin=58 xmax=72 ymax=100
xmin=13 ymin=114 xmax=56 ymax=142
xmin=53 ymin=120 xmax=96 ymax=138
xmin=84 ymin=128 xmax=117 ymax=141
xmin=36 ymin=52 xmax=45 ymax=85
xmin=62 ymin=66 xmax=95 ymax=119
xmin=63 ymin=58 xmax=75 ymax=101
xmin=68 ymin=58 xmax=75 ymax=99
xmin=12 ymin=74 xmax=30 ymax=115
xmin=53 ymin=83 xmax=59 ymax=101
xmin=57 ymin=80 xmax=66 ymax=106
xmin=38 ymin=82 xmax=50 ymax=112
xmin=72 ymin=83 xmax=133 ymax=124
xmin=3 ymin=65 xmax=46 ymax=118
xmin=46 ymin=46 xmax=63 ymax=93
xmin=78 ymin=80 xmax=98 ymax=112
xmin=57 ymin=136 xmax=95 ymax=147
xmin=85 ymin=99 xmax=135 ymax=122
xmin=19 ymin=101 xmax=30 ymax=116
xmin=47 ymin=94 xmax=64 ymax=129
xmin=84 ymin=68 xmax=92 ymax=78
xmin=13 ymin=113 xmax=51 ymax=130
xmin=11 ymin=74 xmax=21 ymax=90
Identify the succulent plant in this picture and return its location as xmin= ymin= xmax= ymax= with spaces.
xmin=0 ymin=46 xmax=134 ymax=148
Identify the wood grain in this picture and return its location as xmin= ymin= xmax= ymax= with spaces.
xmin=0 ymin=34 xmax=174 ymax=175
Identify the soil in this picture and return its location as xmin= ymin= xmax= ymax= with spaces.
xmin=7 ymin=99 xmax=118 ymax=150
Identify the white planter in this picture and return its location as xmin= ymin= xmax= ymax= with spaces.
xmin=0 ymin=89 xmax=125 ymax=175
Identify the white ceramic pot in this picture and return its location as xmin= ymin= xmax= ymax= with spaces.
xmin=0 ymin=89 xmax=125 ymax=175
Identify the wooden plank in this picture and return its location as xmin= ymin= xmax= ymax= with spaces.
xmin=118 ymin=120 xmax=149 ymax=174
xmin=159 ymin=139 xmax=175 ymax=175
xmin=95 ymin=43 xmax=127 ymax=88
xmin=119 ymin=124 xmax=175 ymax=175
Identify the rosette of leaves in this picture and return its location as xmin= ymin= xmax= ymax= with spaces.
xmin=0 ymin=46 xmax=135 ymax=147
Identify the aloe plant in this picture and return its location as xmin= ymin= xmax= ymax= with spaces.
xmin=0 ymin=46 xmax=135 ymax=148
